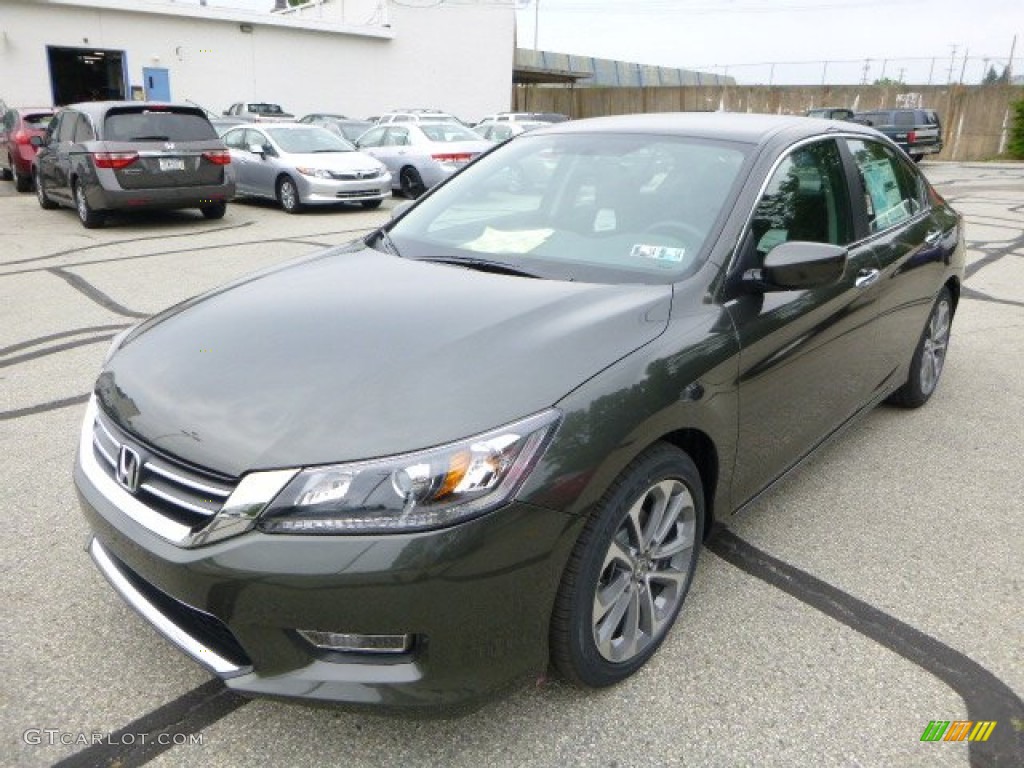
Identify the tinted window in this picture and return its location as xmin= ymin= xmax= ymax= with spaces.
xmin=845 ymin=138 xmax=923 ymax=233
xmin=894 ymin=111 xmax=916 ymax=127
xmin=222 ymin=128 xmax=247 ymax=149
xmin=73 ymin=115 xmax=95 ymax=142
xmin=103 ymin=108 xmax=217 ymax=141
xmin=24 ymin=113 xmax=53 ymax=129
xmin=751 ymin=139 xmax=853 ymax=255
xmin=57 ymin=112 xmax=77 ymax=142
xmin=247 ymin=103 xmax=284 ymax=115
xmin=384 ymin=128 xmax=410 ymax=147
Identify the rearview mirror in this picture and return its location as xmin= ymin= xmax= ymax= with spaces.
xmin=749 ymin=241 xmax=848 ymax=291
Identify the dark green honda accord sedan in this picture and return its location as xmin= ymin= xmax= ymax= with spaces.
xmin=75 ymin=113 xmax=964 ymax=709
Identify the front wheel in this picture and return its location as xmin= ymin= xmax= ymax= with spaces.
xmin=550 ymin=443 xmax=704 ymax=688
xmin=74 ymin=180 xmax=105 ymax=228
xmin=887 ymin=286 xmax=953 ymax=408
xmin=277 ymin=176 xmax=302 ymax=214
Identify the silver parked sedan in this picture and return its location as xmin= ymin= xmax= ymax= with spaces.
xmin=220 ymin=123 xmax=391 ymax=213
xmin=355 ymin=122 xmax=491 ymax=198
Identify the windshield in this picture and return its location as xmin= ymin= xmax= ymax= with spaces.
xmin=249 ymin=103 xmax=285 ymax=115
xmin=419 ymin=123 xmax=485 ymax=143
xmin=388 ymin=132 xmax=749 ymax=284
xmin=266 ymin=126 xmax=355 ymax=153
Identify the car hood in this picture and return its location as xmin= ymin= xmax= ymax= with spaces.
xmin=282 ymin=151 xmax=386 ymax=173
xmin=99 ymin=247 xmax=671 ymax=477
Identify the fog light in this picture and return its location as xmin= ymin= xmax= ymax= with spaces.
xmin=297 ymin=630 xmax=412 ymax=654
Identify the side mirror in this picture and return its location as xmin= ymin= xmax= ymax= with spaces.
xmin=747 ymin=241 xmax=847 ymax=291
xmin=222 ymin=110 xmax=231 ymax=116
xmin=248 ymin=143 xmax=265 ymax=156
xmin=30 ymin=136 xmax=44 ymax=147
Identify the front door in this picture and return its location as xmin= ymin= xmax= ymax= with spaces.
xmin=142 ymin=68 xmax=171 ymax=101
xmin=727 ymin=137 xmax=884 ymax=506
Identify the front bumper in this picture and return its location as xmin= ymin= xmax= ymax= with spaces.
xmin=76 ymin=450 xmax=583 ymax=710
xmin=295 ymin=174 xmax=391 ymax=205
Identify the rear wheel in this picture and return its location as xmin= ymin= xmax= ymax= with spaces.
xmin=550 ymin=443 xmax=703 ymax=688
xmin=35 ymin=170 xmax=57 ymax=209
xmin=399 ymin=167 xmax=426 ymax=199
xmin=887 ymin=286 xmax=953 ymax=408
xmin=277 ymin=176 xmax=302 ymax=213
xmin=361 ymin=199 xmax=383 ymax=210
xmin=74 ymin=179 xmax=105 ymax=228
xmin=911 ymin=154 xmax=923 ymax=163
xmin=14 ymin=171 xmax=32 ymax=193
xmin=200 ymin=202 xmax=227 ymax=220
xmin=1 ymin=162 xmax=11 ymax=181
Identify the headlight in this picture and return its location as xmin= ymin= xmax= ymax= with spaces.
xmin=259 ymin=409 xmax=559 ymax=534
xmin=295 ymin=167 xmax=332 ymax=179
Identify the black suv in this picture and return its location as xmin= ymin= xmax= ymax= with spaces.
xmin=853 ymin=108 xmax=943 ymax=162
xmin=32 ymin=102 xmax=234 ymax=228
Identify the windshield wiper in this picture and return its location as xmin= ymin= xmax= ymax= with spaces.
xmin=312 ymin=149 xmax=344 ymax=153
xmin=131 ymin=135 xmax=171 ymax=141
xmin=417 ymin=256 xmax=543 ymax=279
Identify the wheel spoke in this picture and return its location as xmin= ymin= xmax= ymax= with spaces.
xmin=647 ymin=568 xmax=688 ymax=591
xmin=637 ymin=581 xmax=661 ymax=639
xmin=652 ymin=536 xmax=694 ymax=562
xmin=624 ymin=496 xmax=646 ymax=548
xmin=640 ymin=483 xmax=670 ymax=549
xmin=593 ymin=571 xmax=631 ymax=622
xmin=602 ymin=535 xmax=636 ymax=571
xmin=595 ymin=583 xmax=633 ymax=656
xmin=652 ymin=493 xmax=691 ymax=550
xmin=620 ymin=587 xmax=641 ymax=659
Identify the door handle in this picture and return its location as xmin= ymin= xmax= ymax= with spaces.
xmin=924 ymin=230 xmax=942 ymax=246
xmin=855 ymin=268 xmax=880 ymax=288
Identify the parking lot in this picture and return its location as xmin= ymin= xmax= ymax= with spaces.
xmin=1 ymin=164 xmax=1022 ymax=767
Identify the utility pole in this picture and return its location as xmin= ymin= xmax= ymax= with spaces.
xmin=861 ymin=58 xmax=871 ymax=85
xmin=821 ymin=60 xmax=829 ymax=86
xmin=1009 ymin=34 xmax=1018 ymax=81
xmin=947 ymin=44 xmax=958 ymax=84
xmin=927 ymin=58 xmax=935 ymax=85
xmin=959 ymin=48 xmax=969 ymax=84
xmin=533 ymin=0 xmax=540 ymax=51
xmin=898 ymin=67 xmax=906 ymax=84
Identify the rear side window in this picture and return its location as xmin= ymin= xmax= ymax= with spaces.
xmin=893 ymin=111 xmax=916 ymax=127
xmin=845 ymin=139 xmax=924 ymax=233
xmin=73 ymin=115 xmax=95 ymax=142
xmin=57 ymin=112 xmax=77 ymax=143
xmin=103 ymin=109 xmax=217 ymax=142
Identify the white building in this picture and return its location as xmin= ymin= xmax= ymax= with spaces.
xmin=0 ymin=0 xmax=517 ymax=121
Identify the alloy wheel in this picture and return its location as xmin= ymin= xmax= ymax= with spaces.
xmin=919 ymin=296 xmax=950 ymax=396
xmin=592 ymin=478 xmax=697 ymax=663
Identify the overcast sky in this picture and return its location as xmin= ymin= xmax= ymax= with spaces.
xmin=206 ymin=0 xmax=1021 ymax=84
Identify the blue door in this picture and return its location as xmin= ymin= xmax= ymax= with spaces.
xmin=142 ymin=68 xmax=171 ymax=101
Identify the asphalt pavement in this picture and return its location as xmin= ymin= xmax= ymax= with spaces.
xmin=1 ymin=165 xmax=1021 ymax=768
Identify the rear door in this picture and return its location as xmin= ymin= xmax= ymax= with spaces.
xmin=49 ymin=110 xmax=78 ymax=201
xmin=222 ymin=127 xmax=253 ymax=194
xmin=842 ymin=137 xmax=958 ymax=380
xmin=727 ymin=137 xmax=884 ymax=506
xmin=99 ymin=106 xmax=226 ymax=191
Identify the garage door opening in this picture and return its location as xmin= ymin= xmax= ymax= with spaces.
xmin=47 ymin=46 xmax=127 ymax=105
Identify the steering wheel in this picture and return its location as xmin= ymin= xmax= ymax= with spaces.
xmin=642 ymin=221 xmax=705 ymax=244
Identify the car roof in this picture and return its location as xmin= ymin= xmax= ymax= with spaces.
xmin=531 ymin=112 xmax=878 ymax=144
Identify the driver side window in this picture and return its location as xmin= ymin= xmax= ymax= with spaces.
xmin=750 ymin=139 xmax=853 ymax=257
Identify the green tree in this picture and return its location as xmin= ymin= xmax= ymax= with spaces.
xmin=982 ymin=65 xmax=1000 ymax=85
xmin=1008 ymin=99 xmax=1024 ymax=159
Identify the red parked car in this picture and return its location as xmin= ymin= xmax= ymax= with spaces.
xmin=1 ymin=106 xmax=55 ymax=192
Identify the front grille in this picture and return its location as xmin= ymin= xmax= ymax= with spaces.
xmin=328 ymin=169 xmax=382 ymax=180
xmin=335 ymin=189 xmax=384 ymax=199
xmin=106 ymin=545 xmax=252 ymax=668
xmin=92 ymin=407 xmax=236 ymax=531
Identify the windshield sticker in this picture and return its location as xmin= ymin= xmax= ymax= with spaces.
xmin=464 ymin=227 xmax=554 ymax=254
xmin=593 ymin=208 xmax=617 ymax=232
xmin=631 ymin=244 xmax=687 ymax=263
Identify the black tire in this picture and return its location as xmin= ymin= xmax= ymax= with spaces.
xmin=911 ymin=154 xmax=923 ymax=163
xmin=361 ymin=199 xmax=383 ymax=210
xmin=277 ymin=176 xmax=302 ymax=213
xmin=74 ymin=179 xmax=105 ymax=229
xmin=14 ymin=172 xmax=32 ymax=193
xmin=399 ymin=167 xmax=425 ymax=199
xmin=550 ymin=443 xmax=704 ymax=688
xmin=887 ymin=286 xmax=953 ymax=408
xmin=35 ymin=170 xmax=57 ymax=210
xmin=1 ymin=163 xmax=11 ymax=181
xmin=200 ymin=202 xmax=227 ymax=220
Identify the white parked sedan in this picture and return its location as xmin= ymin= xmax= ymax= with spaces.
xmin=355 ymin=122 xmax=491 ymax=199
xmin=220 ymin=123 xmax=391 ymax=213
